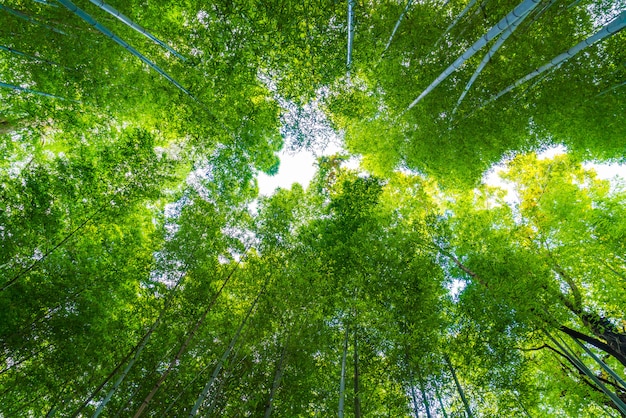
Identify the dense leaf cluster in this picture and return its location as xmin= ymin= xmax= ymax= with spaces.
xmin=1 ymin=0 xmax=625 ymax=416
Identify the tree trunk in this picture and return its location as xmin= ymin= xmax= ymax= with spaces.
xmin=0 ymin=118 xmax=15 ymax=135
xmin=132 ymin=256 xmax=245 ymax=418
xmin=338 ymin=326 xmax=349 ymax=418
xmin=189 ymin=281 xmax=266 ymax=417
xmin=405 ymin=0 xmax=542 ymax=111
xmin=419 ymin=377 xmax=432 ymax=418
xmin=445 ymin=355 xmax=473 ymax=418
xmin=354 ymin=326 xmax=361 ymax=418
xmin=264 ymin=342 xmax=288 ymax=418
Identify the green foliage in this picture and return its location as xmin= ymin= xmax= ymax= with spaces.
xmin=1 ymin=0 xmax=625 ymax=416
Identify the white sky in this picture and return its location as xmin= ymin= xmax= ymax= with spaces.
xmin=257 ymin=141 xmax=361 ymax=196
xmin=484 ymin=145 xmax=626 ymax=190
xmin=256 ymin=147 xmax=325 ymax=196
xmin=260 ymin=144 xmax=625 ymax=197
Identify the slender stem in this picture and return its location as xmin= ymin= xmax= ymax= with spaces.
xmin=2 ymin=198 xmax=111 ymax=292
xmin=382 ymin=0 xmax=414 ymax=54
xmin=55 ymin=0 xmax=195 ymax=100
xmin=404 ymin=0 xmax=543 ymax=113
xmin=570 ymin=337 xmax=626 ymax=390
xmin=338 ymin=326 xmax=349 ymax=418
xmin=454 ymin=6 xmax=532 ymax=112
xmin=264 ymin=342 xmax=288 ymax=418
xmin=91 ymin=268 xmax=188 ymax=418
xmin=347 ymin=0 xmax=355 ymax=71
xmin=559 ymin=326 xmax=626 ymax=368
xmin=0 ymin=45 xmax=64 ymax=67
xmin=0 ymin=4 xmax=66 ymax=34
xmin=420 ymin=377 xmax=433 ymax=418
xmin=189 ymin=279 xmax=267 ymax=417
xmin=354 ymin=325 xmax=361 ymax=418
xmin=410 ymin=382 xmax=420 ymax=418
xmin=435 ymin=384 xmax=449 ymax=418
xmin=546 ymin=331 xmax=626 ymax=415
xmin=132 ymin=252 xmax=248 ymax=417
xmin=483 ymin=11 xmax=626 ymax=106
xmin=88 ymin=0 xmax=186 ymax=61
xmin=444 ymin=354 xmax=473 ymax=418
xmin=0 ymin=81 xmax=78 ymax=103
xmin=432 ymin=0 xmax=480 ymax=51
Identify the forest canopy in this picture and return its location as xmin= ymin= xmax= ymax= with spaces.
xmin=1 ymin=0 xmax=625 ymax=416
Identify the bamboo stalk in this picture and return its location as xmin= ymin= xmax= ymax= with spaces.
xmin=88 ymin=0 xmax=186 ymax=61
xmin=338 ymin=326 xmax=349 ymax=418
xmin=0 ymin=81 xmax=77 ymax=103
xmin=0 ymin=4 xmax=65 ymax=34
xmin=189 ymin=280 xmax=267 ymax=417
xmin=546 ymin=331 xmax=626 ymax=415
xmin=453 ymin=6 xmax=532 ymax=112
xmin=55 ymin=0 xmax=195 ymax=100
xmin=382 ymin=0 xmax=414 ymax=54
xmin=484 ymin=11 xmax=626 ymax=106
xmin=404 ymin=0 xmax=542 ymax=113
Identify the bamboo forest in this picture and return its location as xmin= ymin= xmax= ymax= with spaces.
xmin=1 ymin=0 xmax=626 ymax=416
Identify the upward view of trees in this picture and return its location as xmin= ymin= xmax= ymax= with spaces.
xmin=1 ymin=0 xmax=625 ymax=416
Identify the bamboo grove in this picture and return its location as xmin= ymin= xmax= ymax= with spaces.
xmin=1 ymin=0 xmax=625 ymax=416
